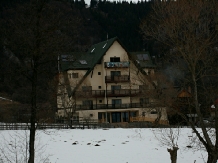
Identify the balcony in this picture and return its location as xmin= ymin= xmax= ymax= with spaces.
xmin=76 ymin=90 xmax=105 ymax=97
xmin=105 ymin=75 xmax=130 ymax=83
xmin=104 ymin=62 xmax=129 ymax=68
xmin=106 ymin=89 xmax=141 ymax=97
xmin=75 ymin=102 xmax=156 ymax=110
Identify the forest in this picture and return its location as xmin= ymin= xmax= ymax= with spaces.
xmin=0 ymin=0 xmax=156 ymax=106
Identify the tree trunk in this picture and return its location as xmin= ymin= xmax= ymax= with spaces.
xmin=167 ymin=147 xmax=179 ymax=163
xmin=207 ymin=152 xmax=218 ymax=163
xmin=28 ymin=68 xmax=37 ymax=163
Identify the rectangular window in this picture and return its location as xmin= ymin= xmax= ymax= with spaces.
xmin=72 ymin=73 xmax=78 ymax=78
xmin=110 ymin=57 xmax=120 ymax=62
xmin=122 ymin=112 xmax=129 ymax=122
xmin=112 ymin=99 xmax=122 ymax=108
xmin=130 ymin=111 xmax=137 ymax=117
xmin=112 ymin=112 xmax=121 ymax=123
xmin=111 ymin=85 xmax=121 ymax=90
xmin=98 ymin=86 xmax=101 ymax=89
xmin=98 ymin=72 xmax=101 ymax=75
xmin=99 ymin=100 xmax=102 ymax=103
xmin=111 ymin=71 xmax=121 ymax=76
xmin=112 ymin=99 xmax=122 ymax=104
xmin=82 ymin=100 xmax=93 ymax=110
xmin=140 ymin=98 xmax=149 ymax=106
xmin=82 ymin=86 xmax=92 ymax=91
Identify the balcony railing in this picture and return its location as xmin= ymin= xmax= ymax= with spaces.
xmin=106 ymin=89 xmax=141 ymax=97
xmin=76 ymin=90 xmax=105 ymax=97
xmin=75 ymin=102 xmax=156 ymax=110
xmin=105 ymin=75 xmax=130 ymax=83
xmin=104 ymin=62 xmax=129 ymax=68
xmin=75 ymin=89 xmax=142 ymax=97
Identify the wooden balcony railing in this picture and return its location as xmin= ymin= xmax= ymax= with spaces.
xmin=104 ymin=62 xmax=129 ymax=68
xmin=130 ymin=116 xmax=169 ymax=125
xmin=105 ymin=75 xmax=130 ymax=83
xmin=76 ymin=90 xmax=105 ymax=97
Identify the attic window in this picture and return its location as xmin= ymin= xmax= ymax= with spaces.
xmin=91 ymin=48 xmax=95 ymax=53
xmin=79 ymin=60 xmax=87 ymax=64
xmin=103 ymin=43 xmax=107 ymax=48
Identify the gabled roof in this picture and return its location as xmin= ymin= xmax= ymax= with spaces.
xmin=59 ymin=37 xmax=156 ymax=97
xmin=61 ymin=37 xmax=122 ymax=97
xmin=62 ymin=37 xmax=119 ymax=71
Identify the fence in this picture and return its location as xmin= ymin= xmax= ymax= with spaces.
xmin=0 ymin=123 xmax=68 ymax=130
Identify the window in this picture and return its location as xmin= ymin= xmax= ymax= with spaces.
xmin=111 ymin=71 xmax=121 ymax=76
xmin=110 ymin=57 xmax=120 ymax=62
xmin=72 ymin=73 xmax=78 ymax=78
xmin=83 ymin=100 xmax=93 ymax=110
xmin=140 ymin=98 xmax=149 ymax=106
xmin=98 ymin=86 xmax=101 ymax=89
xmin=99 ymin=100 xmax=102 ymax=103
xmin=98 ymin=72 xmax=101 ymax=75
xmin=111 ymin=85 xmax=121 ymax=90
xmin=82 ymin=86 xmax=92 ymax=91
xmin=112 ymin=99 xmax=122 ymax=104
xmin=112 ymin=99 xmax=122 ymax=108
xmin=150 ymin=110 xmax=157 ymax=114
xmin=122 ymin=112 xmax=129 ymax=122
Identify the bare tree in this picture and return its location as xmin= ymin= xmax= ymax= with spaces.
xmin=1 ymin=1 xmax=81 ymax=162
xmin=141 ymin=0 xmax=218 ymax=162
xmin=153 ymin=127 xmax=180 ymax=163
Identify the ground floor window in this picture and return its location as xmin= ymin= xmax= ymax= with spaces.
xmin=122 ymin=112 xmax=129 ymax=122
xmin=112 ymin=112 xmax=121 ymax=123
xmin=98 ymin=111 xmax=138 ymax=123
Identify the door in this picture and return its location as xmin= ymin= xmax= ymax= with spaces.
xmin=122 ymin=112 xmax=129 ymax=122
xmin=112 ymin=99 xmax=121 ymax=108
xmin=112 ymin=112 xmax=121 ymax=123
xmin=83 ymin=100 xmax=93 ymax=110
xmin=111 ymin=85 xmax=121 ymax=94
xmin=111 ymin=71 xmax=121 ymax=80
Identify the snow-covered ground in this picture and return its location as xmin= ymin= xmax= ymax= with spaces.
xmin=0 ymin=128 xmax=208 ymax=163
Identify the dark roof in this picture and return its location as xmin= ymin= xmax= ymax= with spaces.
xmin=60 ymin=52 xmax=85 ymax=71
xmin=130 ymin=51 xmax=156 ymax=68
xmin=61 ymin=37 xmax=118 ymax=71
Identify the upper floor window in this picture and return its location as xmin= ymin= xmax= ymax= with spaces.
xmin=72 ymin=73 xmax=78 ymax=78
xmin=110 ymin=57 xmax=120 ymax=62
xmin=111 ymin=71 xmax=121 ymax=76
xmin=82 ymin=86 xmax=92 ymax=91
xmin=140 ymin=98 xmax=149 ymax=105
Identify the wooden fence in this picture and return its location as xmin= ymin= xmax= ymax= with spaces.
xmin=130 ymin=117 xmax=169 ymax=125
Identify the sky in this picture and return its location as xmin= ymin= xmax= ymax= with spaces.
xmin=84 ymin=0 xmax=139 ymax=6
xmin=0 ymin=128 xmax=208 ymax=163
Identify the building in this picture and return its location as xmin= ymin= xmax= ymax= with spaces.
xmin=56 ymin=37 xmax=168 ymax=125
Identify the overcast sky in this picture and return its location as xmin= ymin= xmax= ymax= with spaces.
xmin=84 ymin=0 xmax=139 ymax=6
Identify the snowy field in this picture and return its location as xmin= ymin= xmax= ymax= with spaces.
xmin=0 ymin=128 xmax=209 ymax=163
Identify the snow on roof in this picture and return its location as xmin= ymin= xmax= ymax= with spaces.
xmin=0 ymin=97 xmax=12 ymax=102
